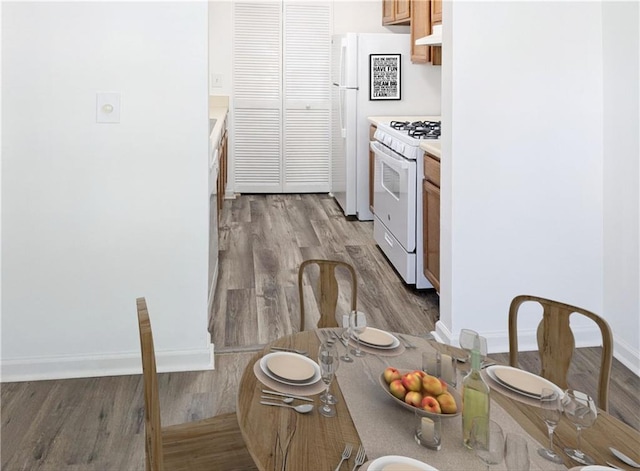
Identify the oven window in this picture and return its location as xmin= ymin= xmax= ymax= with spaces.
xmin=382 ymin=162 xmax=400 ymax=199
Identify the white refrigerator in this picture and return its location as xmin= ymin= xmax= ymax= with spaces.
xmin=331 ymin=33 xmax=441 ymax=220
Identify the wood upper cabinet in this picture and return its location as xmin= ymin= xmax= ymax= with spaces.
xmin=423 ymin=151 xmax=440 ymax=292
xmin=431 ymin=0 xmax=442 ymax=24
xmin=383 ymin=0 xmax=411 ymax=25
xmin=410 ymin=0 xmax=430 ymax=64
xmin=410 ymin=0 xmax=441 ymax=65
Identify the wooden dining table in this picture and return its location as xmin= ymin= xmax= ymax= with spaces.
xmin=236 ymin=329 xmax=640 ymax=471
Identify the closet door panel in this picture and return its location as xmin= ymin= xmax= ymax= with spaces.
xmin=283 ymin=1 xmax=331 ymax=192
xmin=233 ymin=1 xmax=282 ymax=192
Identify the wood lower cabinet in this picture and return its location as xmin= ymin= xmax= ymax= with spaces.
xmin=383 ymin=0 xmax=411 ymax=25
xmin=369 ymin=124 xmax=377 ymax=212
xmin=217 ymin=127 xmax=228 ymax=221
xmin=423 ymin=152 xmax=440 ymax=292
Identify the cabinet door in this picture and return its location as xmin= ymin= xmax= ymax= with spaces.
xmin=382 ymin=0 xmax=395 ymax=24
xmin=431 ymin=0 xmax=442 ymax=24
xmin=395 ymin=0 xmax=411 ymax=21
xmin=410 ymin=0 xmax=430 ymax=64
xmin=423 ymin=178 xmax=440 ymax=292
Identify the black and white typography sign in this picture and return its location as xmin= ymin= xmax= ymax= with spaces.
xmin=369 ymin=54 xmax=401 ymax=101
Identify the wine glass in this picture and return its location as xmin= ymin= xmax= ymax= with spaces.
xmin=537 ymin=388 xmax=564 ymax=463
xmin=339 ymin=313 xmax=354 ymax=364
xmin=458 ymin=329 xmax=487 ymax=363
xmin=471 ymin=417 xmax=505 ymax=471
xmin=563 ymin=389 xmax=597 ymax=465
xmin=318 ymin=341 xmax=340 ymax=417
xmin=505 ymin=433 xmax=530 ymax=471
xmin=349 ymin=311 xmax=367 ymax=357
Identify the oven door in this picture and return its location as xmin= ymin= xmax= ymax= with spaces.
xmin=371 ymin=140 xmax=416 ymax=252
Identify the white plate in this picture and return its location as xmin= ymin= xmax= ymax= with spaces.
xmin=486 ymin=365 xmax=563 ymax=398
xmin=368 ymin=455 xmax=439 ymax=471
xmin=353 ymin=328 xmax=400 ymax=350
xmin=357 ymin=327 xmax=396 ymax=347
xmin=266 ymin=352 xmax=315 ymax=381
xmin=260 ymin=352 xmax=320 ymax=386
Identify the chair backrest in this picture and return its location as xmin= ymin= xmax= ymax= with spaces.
xmin=297 ymin=259 xmax=358 ymax=330
xmin=137 ymin=297 xmax=164 ymax=471
xmin=508 ymin=294 xmax=613 ymax=411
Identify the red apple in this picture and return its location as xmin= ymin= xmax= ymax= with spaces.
xmin=401 ymin=372 xmax=422 ymax=392
xmin=421 ymin=395 xmax=442 ymax=414
xmin=404 ymin=390 xmax=423 ymax=407
xmin=389 ymin=379 xmax=407 ymax=400
xmin=383 ymin=367 xmax=402 ymax=384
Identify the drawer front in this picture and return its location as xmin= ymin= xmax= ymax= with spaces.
xmin=423 ymin=154 xmax=440 ymax=187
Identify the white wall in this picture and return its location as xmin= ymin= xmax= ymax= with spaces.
xmin=439 ymin=2 xmax=610 ymax=354
xmin=332 ymin=0 xmax=409 ymax=34
xmin=602 ymin=1 xmax=640 ymax=374
xmin=1 ymin=2 xmax=212 ymax=381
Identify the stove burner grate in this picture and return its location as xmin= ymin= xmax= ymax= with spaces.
xmin=389 ymin=120 xmax=441 ymax=139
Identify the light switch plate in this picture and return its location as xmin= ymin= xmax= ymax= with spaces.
xmin=96 ymin=92 xmax=121 ymax=123
xmin=211 ymin=74 xmax=223 ymax=88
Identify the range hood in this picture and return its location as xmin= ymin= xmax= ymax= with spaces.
xmin=415 ymin=24 xmax=442 ymax=46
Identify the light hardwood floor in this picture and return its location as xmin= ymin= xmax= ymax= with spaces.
xmin=2 ymin=193 xmax=638 ymax=470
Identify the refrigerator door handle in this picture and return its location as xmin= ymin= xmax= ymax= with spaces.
xmin=332 ymin=83 xmax=359 ymax=90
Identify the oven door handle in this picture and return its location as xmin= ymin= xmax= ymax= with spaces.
xmin=370 ymin=141 xmax=410 ymax=171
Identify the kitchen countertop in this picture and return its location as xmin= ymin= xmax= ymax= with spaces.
xmin=420 ymin=140 xmax=441 ymax=159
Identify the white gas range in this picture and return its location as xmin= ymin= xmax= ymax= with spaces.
xmin=369 ymin=117 xmax=441 ymax=289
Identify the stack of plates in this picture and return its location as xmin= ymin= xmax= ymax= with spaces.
xmin=352 ymin=327 xmax=400 ymax=350
xmin=259 ymin=352 xmax=321 ymax=386
xmin=485 ymin=365 xmax=563 ymax=398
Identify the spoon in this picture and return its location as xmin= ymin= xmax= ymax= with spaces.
xmin=261 ymin=395 xmax=294 ymax=404
xmin=260 ymin=401 xmax=314 ymax=414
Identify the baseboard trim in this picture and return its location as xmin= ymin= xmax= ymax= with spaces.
xmin=0 ymin=345 xmax=214 ymax=383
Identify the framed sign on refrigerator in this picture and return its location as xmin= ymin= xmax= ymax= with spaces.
xmin=369 ymin=53 xmax=401 ymax=100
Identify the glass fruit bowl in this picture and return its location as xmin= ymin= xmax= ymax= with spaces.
xmin=378 ymin=368 xmax=462 ymax=419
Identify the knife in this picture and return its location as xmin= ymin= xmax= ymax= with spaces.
xmin=330 ymin=331 xmax=349 ymax=348
xmin=261 ymin=389 xmax=314 ymax=402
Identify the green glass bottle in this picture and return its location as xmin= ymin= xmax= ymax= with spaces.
xmin=461 ymin=347 xmax=490 ymax=448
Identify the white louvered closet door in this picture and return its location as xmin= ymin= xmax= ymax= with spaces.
xmin=233 ymin=1 xmax=282 ymax=193
xmin=283 ymin=2 xmax=331 ymax=192
xmin=232 ymin=0 xmax=331 ymax=193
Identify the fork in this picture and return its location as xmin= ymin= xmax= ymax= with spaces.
xmin=270 ymin=346 xmax=309 ymax=356
xmin=351 ymin=445 xmax=366 ymax=471
xmin=334 ymin=443 xmax=353 ymax=471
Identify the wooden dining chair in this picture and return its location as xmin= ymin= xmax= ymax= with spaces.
xmin=508 ymin=294 xmax=613 ymax=412
xmin=297 ymin=259 xmax=358 ymax=330
xmin=136 ymin=297 xmax=257 ymax=471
